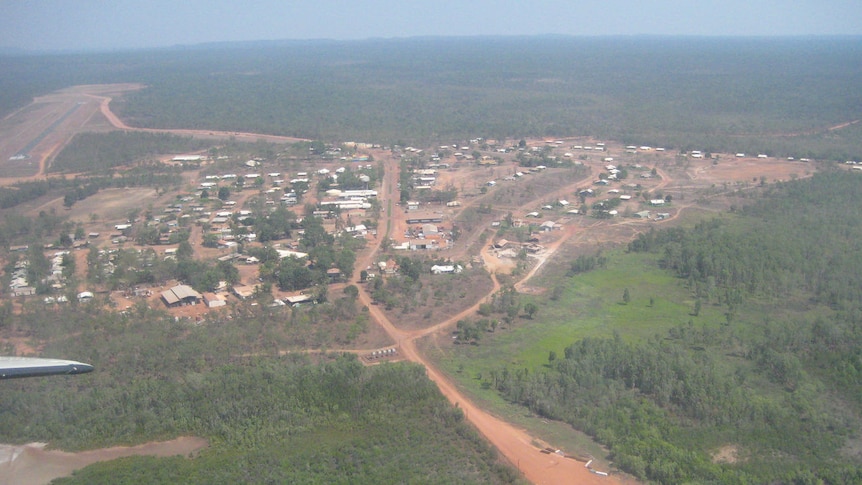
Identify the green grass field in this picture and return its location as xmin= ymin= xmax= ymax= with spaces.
xmin=424 ymin=249 xmax=724 ymax=462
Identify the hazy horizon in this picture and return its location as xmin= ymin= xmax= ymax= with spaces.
xmin=2 ymin=0 xmax=861 ymax=53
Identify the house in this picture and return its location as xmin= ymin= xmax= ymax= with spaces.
xmin=635 ymin=210 xmax=651 ymax=219
xmin=284 ymin=294 xmax=313 ymax=306
xmin=650 ymin=199 xmax=666 ymax=206
xmin=540 ymin=221 xmax=557 ymax=231
xmin=345 ymin=224 xmax=368 ymax=236
xmin=12 ymin=287 xmax=35 ymax=297
xmin=277 ymin=249 xmax=308 ymax=260
xmin=431 ymin=264 xmax=462 ymax=275
xmin=232 ymin=285 xmax=254 ymax=300
xmin=378 ymin=259 xmax=398 ymax=275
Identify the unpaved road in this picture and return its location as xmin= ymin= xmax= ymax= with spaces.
xmin=353 ymin=154 xmax=624 ymax=484
xmin=88 ymin=88 xmax=308 ymax=144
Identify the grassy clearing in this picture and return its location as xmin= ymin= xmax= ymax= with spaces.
xmin=443 ymin=250 xmax=727 ymax=369
xmin=425 ymin=249 xmax=730 ymax=462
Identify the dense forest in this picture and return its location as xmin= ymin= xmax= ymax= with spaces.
xmin=485 ymin=172 xmax=862 ymax=483
xmin=3 ymin=37 xmax=862 ymax=159
xmin=0 ymin=303 xmax=521 ymax=484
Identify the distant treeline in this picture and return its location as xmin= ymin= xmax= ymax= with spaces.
xmin=630 ymin=171 xmax=862 ymax=308
xmin=3 ymin=37 xmax=861 ymax=159
xmin=50 ymin=131 xmax=212 ymax=173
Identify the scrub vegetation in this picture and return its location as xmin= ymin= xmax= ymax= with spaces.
xmin=0 ymin=303 xmax=521 ymax=484
xmin=437 ymin=172 xmax=862 ymax=483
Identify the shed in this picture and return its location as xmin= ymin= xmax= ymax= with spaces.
xmin=284 ymin=294 xmax=313 ymax=306
xmin=161 ymin=285 xmax=202 ymax=307
xmin=203 ymin=292 xmax=226 ymax=308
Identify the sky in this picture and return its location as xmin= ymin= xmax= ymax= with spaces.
xmin=2 ymin=0 xmax=861 ymax=52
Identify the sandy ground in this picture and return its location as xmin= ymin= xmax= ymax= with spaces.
xmin=0 ymin=437 xmax=208 ymax=485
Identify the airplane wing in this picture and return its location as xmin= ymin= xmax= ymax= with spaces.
xmin=0 ymin=357 xmax=93 ymax=379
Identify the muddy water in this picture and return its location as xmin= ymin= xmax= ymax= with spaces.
xmin=0 ymin=436 xmax=208 ymax=485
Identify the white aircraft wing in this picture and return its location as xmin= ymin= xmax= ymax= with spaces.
xmin=0 ymin=357 xmax=93 ymax=379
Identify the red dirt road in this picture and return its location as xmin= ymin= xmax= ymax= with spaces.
xmin=88 ymin=88 xmax=309 ymax=144
xmin=354 ymin=156 xmax=625 ymax=484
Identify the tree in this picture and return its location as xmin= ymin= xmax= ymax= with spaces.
xmin=58 ymin=233 xmax=73 ymax=248
xmin=176 ymin=240 xmax=194 ymax=261
xmin=524 ymin=302 xmax=538 ymax=319
xmin=343 ymin=285 xmax=359 ymax=299
xmin=218 ymin=186 xmax=231 ymax=201
xmin=623 ymin=288 xmax=631 ymax=305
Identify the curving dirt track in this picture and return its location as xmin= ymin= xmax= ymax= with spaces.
xmin=87 ymin=89 xmax=309 ymax=144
